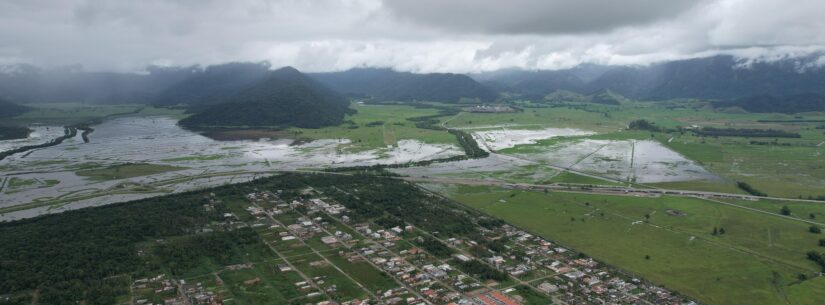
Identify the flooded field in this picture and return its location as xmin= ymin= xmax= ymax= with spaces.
xmin=392 ymin=153 xmax=534 ymax=177
xmin=1 ymin=119 xmax=719 ymax=220
xmin=471 ymin=128 xmax=594 ymax=151
xmin=0 ymin=116 xmax=462 ymax=220
xmin=519 ymin=139 xmax=717 ymax=183
xmin=394 ymin=133 xmax=716 ymax=185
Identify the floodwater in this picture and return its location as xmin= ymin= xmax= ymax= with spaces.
xmin=0 ymin=125 xmax=66 ymax=152
xmin=0 ymin=116 xmax=462 ymax=220
xmin=391 ymin=153 xmax=533 ymax=177
xmin=1 ymin=119 xmax=717 ymax=221
xmin=519 ymin=139 xmax=717 ymax=183
xmin=471 ymin=128 xmax=594 ymax=151
xmin=395 ymin=136 xmax=716 ymax=185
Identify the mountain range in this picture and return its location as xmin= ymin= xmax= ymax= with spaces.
xmin=0 ymin=98 xmax=29 ymax=118
xmin=471 ymin=55 xmax=825 ymax=100
xmin=1 ymin=54 xmax=825 ymax=128
xmin=310 ymin=68 xmax=498 ymax=102
xmin=177 ymin=66 xmax=352 ymax=129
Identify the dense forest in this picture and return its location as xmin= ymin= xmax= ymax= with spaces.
xmin=0 ymin=189 xmax=231 ymax=304
xmin=0 ymin=98 xmax=29 ymax=118
xmin=627 ymin=119 xmax=662 ymax=132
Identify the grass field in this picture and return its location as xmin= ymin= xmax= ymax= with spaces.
xmin=76 ymin=163 xmax=186 ymax=180
xmin=218 ymin=262 xmax=311 ymax=305
xmin=439 ymin=185 xmax=825 ymax=305
xmin=3 ymin=177 xmax=59 ymax=194
xmin=7 ymin=103 xmax=187 ymax=125
xmin=659 ymin=131 xmax=825 ymax=198
xmin=289 ymin=103 xmax=458 ymax=151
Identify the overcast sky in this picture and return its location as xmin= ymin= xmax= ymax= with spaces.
xmin=2 ymin=0 xmax=825 ymax=73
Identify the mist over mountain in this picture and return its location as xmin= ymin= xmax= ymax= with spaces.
xmin=153 ymin=62 xmax=274 ymax=109
xmin=311 ymin=68 xmax=498 ymax=103
xmin=473 ymin=55 xmax=825 ymax=101
xmin=1 ymin=54 xmax=825 ymax=116
xmin=712 ymin=93 xmax=825 ymax=114
xmin=0 ymin=65 xmax=196 ymax=104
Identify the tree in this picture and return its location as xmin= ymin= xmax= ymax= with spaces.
xmin=818 ymin=238 xmax=825 ymax=247
xmin=811 ymin=226 xmax=822 ymax=234
xmin=719 ymin=227 xmax=726 ymax=235
xmin=780 ymin=206 xmax=791 ymax=216
xmin=712 ymin=227 xmax=718 ymax=235
xmin=810 ymin=213 xmax=816 ymax=219
xmin=644 ymin=255 xmax=651 ymax=260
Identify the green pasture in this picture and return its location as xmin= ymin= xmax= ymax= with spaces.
xmin=442 ymin=185 xmax=825 ymax=305
xmin=289 ymin=103 xmax=458 ymax=151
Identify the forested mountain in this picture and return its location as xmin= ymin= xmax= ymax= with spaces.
xmin=712 ymin=93 xmax=825 ymax=113
xmin=179 ymin=67 xmax=351 ymax=128
xmin=0 ymin=98 xmax=30 ymax=118
xmin=471 ymin=69 xmax=586 ymax=99
xmin=311 ymin=68 xmax=498 ymax=102
xmin=473 ymin=55 xmax=825 ymax=101
xmin=2 ymin=55 xmax=825 ymax=114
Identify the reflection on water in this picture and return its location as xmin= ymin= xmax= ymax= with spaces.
xmin=0 ymin=116 xmax=462 ymax=220
xmin=522 ymin=139 xmax=717 ymax=183
xmin=472 ymin=128 xmax=595 ymax=151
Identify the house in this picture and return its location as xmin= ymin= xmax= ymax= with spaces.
xmin=321 ymin=236 xmax=338 ymax=245
xmin=453 ymin=254 xmax=472 ymax=262
xmin=487 ymin=256 xmax=505 ymax=266
xmin=537 ymin=282 xmax=559 ymax=294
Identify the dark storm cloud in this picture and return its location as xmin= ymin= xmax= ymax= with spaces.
xmin=383 ymin=0 xmax=699 ymax=34
xmin=0 ymin=0 xmax=824 ymax=72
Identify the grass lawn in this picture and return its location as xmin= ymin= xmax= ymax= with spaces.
xmin=76 ymin=163 xmax=186 ymax=180
xmin=442 ymin=185 xmax=825 ymax=305
xmin=219 ymin=262 xmax=312 ymax=305
xmin=290 ymin=252 xmax=368 ymax=301
xmin=326 ymin=254 xmax=398 ymax=293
